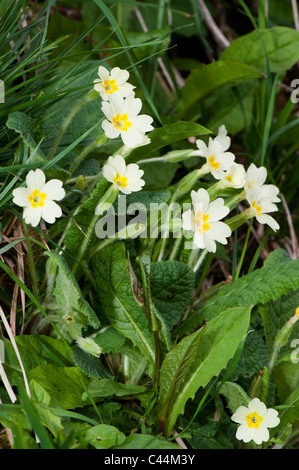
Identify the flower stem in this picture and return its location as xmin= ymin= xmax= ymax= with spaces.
xmin=192 ymin=248 xmax=208 ymax=273
xmin=72 ymin=185 xmax=119 ymax=276
xmin=234 ymin=219 xmax=253 ymax=281
xmin=23 ymin=222 xmax=39 ymax=299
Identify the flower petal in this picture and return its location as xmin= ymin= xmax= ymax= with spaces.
xmin=23 ymin=206 xmax=42 ymax=227
xmin=12 ymin=187 xmax=31 ymax=207
xmin=26 ymin=169 xmax=46 ymax=191
xmin=41 ymin=200 xmax=62 ymax=224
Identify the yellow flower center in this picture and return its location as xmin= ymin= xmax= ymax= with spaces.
xmin=208 ymin=155 xmax=220 ymax=171
xmin=252 ymin=200 xmax=262 ymax=216
xmin=28 ymin=189 xmax=47 ymax=208
xmin=225 ymin=175 xmax=233 ymax=183
xmin=103 ymin=79 xmax=118 ymax=95
xmin=246 ymin=411 xmax=263 ymax=429
xmin=247 ymin=180 xmax=253 ymax=189
xmin=113 ymin=173 xmax=128 ymax=188
xmin=295 ymin=307 xmax=299 ymax=316
xmin=112 ymin=113 xmax=132 ymax=132
xmin=194 ymin=210 xmax=210 ymax=234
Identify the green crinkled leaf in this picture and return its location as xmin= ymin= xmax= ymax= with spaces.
xmin=41 ymin=61 xmax=104 ymax=162
xmin=86 ymin=424 xmax=126 ymax=449
xmin=82 ymin=378 xmax=147 ymax=402
xmin=175 ymin=249 xmax=299 ymax=337
xmin=219 ymin=382 xmax=250 ymax=414
xmin=156 ymin=305 xmax=252 ymax=438
xmin=113 ymin=433 xmax=181 ymax=449
xmin=72 ymin=345 xmax=114 ymax=379
xmin=93 ymin=242 xmax=155 ymax=371
xmin=6 ymin=111 xmax=46 ymax=161
xmin=150 ymin=260 xmax=195 ymax=329
xmin=93 ymin=326 xmax=127 ymax=354
xmin=220 ymin=26 xmax=299 ymax=73
xmin=231 ymin=330 xmax=269 ymax=380
xmin=126 ymin=121 xmax=211 ymax=163
xmin=185 ymin=422 xmax=234 ymax=450
xmin=171 ymin=60 xmax=262 ymax=121
xmin=27 ymin=364 xmax=89 ymax=409
xmin=45 ymin=251 xmax=100 ymax=341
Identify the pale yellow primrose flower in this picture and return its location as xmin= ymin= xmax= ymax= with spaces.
xmin=93 ymin=66 xmax=135 ymax=101
xmin=214 ymin=124 xmax=231 ymax=152
xmin=218 ymin=163 xmax=246 ymax=189
xmin=244 ymin=163 xmax=267 ymax=192
xmin=102 ymin=154 xmax=145 ymax=195
xmin=12 ymin=169 xmax=65 ymax=227
xmin=231 ymin=398 xmax=280 ymax=445
xmin=101 ymin=93 xmax=154 ymax=148
xmin=182 ymin=188 xmax=231 ymax=253
xmin=195 ymin=127 xmax=235 ymax=180
xmin=246 ymin=181 xmax=280 ymax=232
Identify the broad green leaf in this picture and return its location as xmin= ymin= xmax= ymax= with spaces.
xmin=27 ymin=364 xmax=89 ymax=409
xmin=86 ymin=424 xmax=126 ymax=449
xmin=150 ymin=260 xmax=195 ymax=329
xmin=276 ymin=387 xmax=299 ymax=432
xmin=201 ymin=80 xmax=255 ymax=135
xmin=171 ymin=60 xmax=262 ymax=121
xmin=219 ymin=382 xmax=250 ymax=414
xmin=175 ymin=249 xmax=299 ymax=337
xmin=6 ymin=111 xmax=46 ymax=161
xmin=259 ymin=287 xmax=299 ymax=356
xmin=274 ymin=354 xmax=299 ymax=403
xmin=156 ymin=305 xmax=252 ymax=437
xmin=0 ymin=404 xmax=31 ymax=431
xmin=113 ymin=433 xmax=181 ymax=449
xmin=126 ymin=121 xmax=211 ymax=164
xmin=93 ymin=242 xmax=155 ymax=370
xmin=220 ymin=26 xmax=299 ymax=73
xmin=0 ymin=334 xmax=73 ymax=384
xmin=82 ymin=378 xmax=147 ymax=402
xmin=45 ymin=251 xmax=100 ymax=341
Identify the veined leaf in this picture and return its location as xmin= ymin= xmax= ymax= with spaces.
xmin=126 ymin=121 xmax=211 ymax=163
xmin=156 ymin=305 xmax=252 ymax=438
xmin=175 ymin=249 xmax=299 ymax=337
xmin=171 ymin=60 xmax=263 ymax=121
xmin=44 ymin=251 xmax=100 ymax=341
xmin=220 ymin=26 xmax=299 ymax=73
xmin=82 ymin=378 xmax=147 ymax=402
xmin=150 ymin=260 xmax=195 ymax=329
xmin=6 ymin=111 xmax=46 ymax=161
xmin=93 ymin=242 xmax=155 ymax=372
